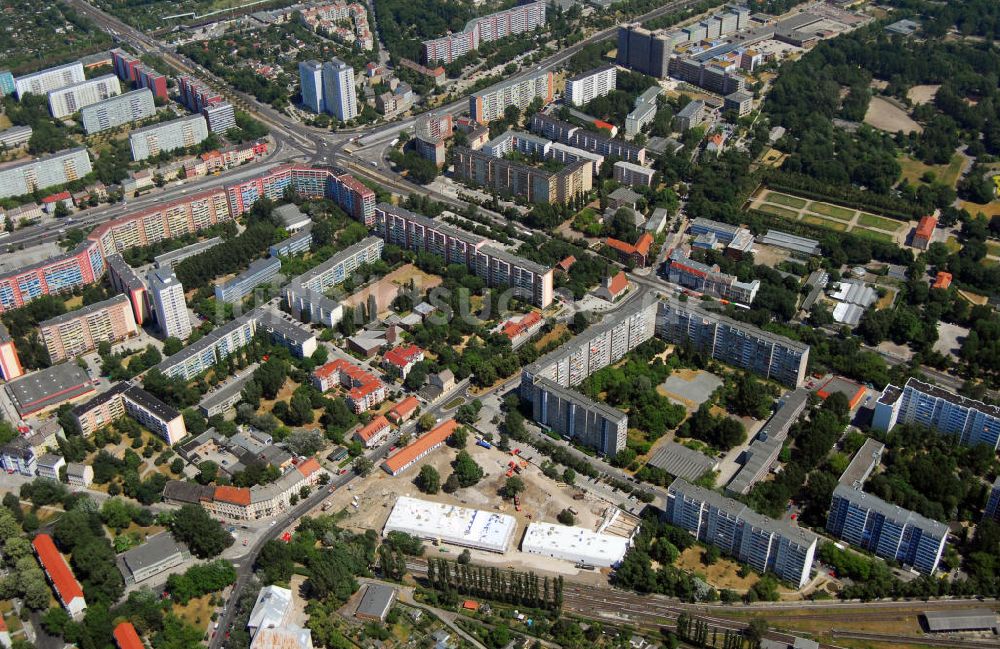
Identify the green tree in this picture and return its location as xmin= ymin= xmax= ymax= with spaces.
xmin=417 ymin=465 xmax=440 ymax=494
xmin=502 ymin=476 xmax=525 ymax=498
xmin=168 ymin=504 xmax=234 ymax=559
xmin=451 ymin=451 xmax=483 ymax=488
xmin=557 ymin=509 xmax=575 ymax=525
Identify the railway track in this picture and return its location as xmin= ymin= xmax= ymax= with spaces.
xmin=830 ymin=629 xmax=999 ymax=648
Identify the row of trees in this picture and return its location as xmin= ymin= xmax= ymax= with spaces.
xmin=424 ymin=558 xmax=564 ymax=611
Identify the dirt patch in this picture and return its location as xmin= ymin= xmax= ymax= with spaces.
xmin=534 ymin=323 xmax=568 ymax=351
xmin=173 ymin=594 xmax=215 ymax=633
xmin=864 ymin=97 xmax=922 ymax=134
xmin=906 ymin=84 xmax=939 ymax=105
xmin=343 ymin=264 xmax=443 ymax=314
xmin=675 ymin=546 xmax=759 ymax=592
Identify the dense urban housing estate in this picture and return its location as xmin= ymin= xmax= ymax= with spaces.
xmin=0 ymin=148 xmax=93 ymax=199
xmin=72 ymin=382 xmax=189 ymax=445
xmin=666 ymin=478 xmax=817 ymax=588
xmin=38 ymin=294 xmax=138 ymax=363
xmin=470 ymin=71 xmax=554 ymax=124
xmin=422 ymin=1 xmax=547 ymax=64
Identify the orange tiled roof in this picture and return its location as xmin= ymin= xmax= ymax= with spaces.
xmin=32 ymin=534 xmax=84 ymax=605
xmin=296 ymin=457 xmax=322 ymax=477
xmin=634 ymin=233 xmax=653 ymax=256
xmin=558 ymin=256 xmax=576 ymax=271
xmin=916 ymin=215 xmax=937 ymax=239
xmin=357 ymin=415 xmax=390 ymax=442
xmin=388 ymin=396 xmax=419 ymax=421
xmin=113 ymin=622 xmax=144 ymax=649
xmin=384 ymin=344 xmax=423 ymax=368
xmin=606 ymin=238 xmax=633 ymax=254
xmin=214 ymin=485 xmax=251 ymax=506
xmin=932 ymin=271 xmax=952 ymax=289
xmin=384 ymin=419 xmax=457 ymax=473
xmin=607 ymin=271 xmax=628 ymax=295
xmin=501 ymin=311 xmax=542 ymax=339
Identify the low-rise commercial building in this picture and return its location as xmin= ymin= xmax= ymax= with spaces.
xmin=726 ymin=389 xmax=809 ymax=495
xmin=119 ymin=532 xmax=187 ymax=584
xmin=0 ymin=438 xmax=36 ymax=476
xmin=666 ymin=248 xmax=759 ymax=304
xmin=5 ymin=363 xmax=95 ymax=416
xmin=355 ymin=583 xmax=397 ymax=622
xmin=384 ymin=494 xmax=516 ymax=551
xmin=522 ymin=522 xmax=631 ymax=567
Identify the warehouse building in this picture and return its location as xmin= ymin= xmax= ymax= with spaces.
xmin=383 ymin=496 xmax=517 ymax=553
xmin=922 ymin=609 xmax=998 ymax=634
xmin=521 ymin=522 xmax=631 ymax=567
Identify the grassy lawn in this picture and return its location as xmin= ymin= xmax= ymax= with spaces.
xmin=897 ymin=152 xmax=966 ymax=188
xmin=945 ymin=236 xmax=962 ymax=253
xmin=960 ymin=199 xmax=1000 ymax=218
xmin=173 ymin=594 xmax=214 ymax=632
xmin=443 ymin=397 xmax=465 ymax=410
xmin=854 ymin=228 xmax=895 ymax=243
xmin=986 ymin=241 xmax=1000 ymax=258
xmin=765 ymin=192 xmax=807 ymax=209
xmin=802 ymin=215 xmax=847 ymax=231
xmin=759 ymin=203 xmax=801 ymax=220
xmin=808 ymin=201 xmax=856 ymax=221
xmin=857 ymin=213 xmax=902 ymax=231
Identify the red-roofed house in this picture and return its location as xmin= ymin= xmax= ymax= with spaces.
xmin=41 ymin=191 xmax=73 ymax=214
xmin=606 ymin=233 xmax=653 ymax=267
xmin=383 ymin=344 xmax=425 ymax=379
xmin=913 ymin=215 xmax=936 ymax=250
xmin=595 ymin=271 xmax=629 ymax=301
xmin=387 ymin=396 xmax=419 ymax=424
xmin=383 ymin=419 xmax=457 ymax=475
xmin=932 ymin=271 xmax=952 ymax=289
xmin=114 ymin=622 xmax=144 ymax=649
xmin=356 ymin=415 xmax=391 ymax=448
xmin=593 ymin=120 xmax=617 ymax=137
xmin=0 ymin=616 xmax=9 ymax=648
xmin=313 ymin=359 xmax=386 ymax=412
xmin=32 ymin=533 xmax=86 ymax=619
xmin=500 ymin=311 xmax=544 ymax=347
xmin=296 ymin=457 xmax=323 ymax=478
xmin=557 ymin=256 xmax=576 ymax=273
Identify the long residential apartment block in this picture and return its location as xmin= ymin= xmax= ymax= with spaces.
xmin=666 ymin=477 xmax=817 ymax=587
xmin=528 ymin=376 xmax=627 ymax=456
xmin=0 ymin=240 xmax=104 ymax=312
xmin=215 ymin=257 xmax=281 ymax=304
xmin=33 ymin=533 xmax=87 ymax=619
xmin=422 ymin=1 xmax=546 ymax=64
xmin=284 ymin=236 xmax=384 ymax=326
xmin=470 ymin=71 xmax=554 ymax=124
xmin=666 ymin=247 xmax=760 ymax=304
xmin=80 ymin=88 xmax=156 ymax=135
xmin=374 ymin=203 xmax=554 ymax=307
xmin=87 ymin=187 xmax=232 ymax=256
xmin=129 ymin=114 xmax=210 ymax=161
xmin=655 ymin=300 xmax=808 ymax=387
xmin=15 ymin=62 xmax=85 ymax=99
xmin=0 ymin=324 xmax=24 ymax=381
xmin=453 ymin=146 xmax=592 ymax=205
xmin=47 ymin=74 xmax=121 ymax=119
xmin=110 ymin=48 xmax=168 ymax=99
xmin=873 ymin=377 xmax=1000 ymax=450
xmin=225 ymin=164 xmax=372 ymax=223
xmin=522 ymin=298 xmax=656 ymax=393
xmin=0 ymin=147 xmax=93 ymax=199
xmin=566 ymin=65 xmax=617 ymax=107
xmin=827 ymin=483 xmax=948 ymax=575
xmin=531 ymin=113 xmax=646 ymax=165
xmin=73 ymin=382 xmax=188 ymax=445
xmin=39 ymin=294 xmax=138 ymax=363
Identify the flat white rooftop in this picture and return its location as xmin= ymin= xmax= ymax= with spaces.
xmin=383 ymin=496 xmax=516 ymax=553
xmin=521 ymin=522 xmax=631 ymax=567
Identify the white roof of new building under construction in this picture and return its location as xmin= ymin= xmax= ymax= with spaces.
xmin=521 ymin=522 xmax=631 ymax=568
xmin=383 ymin=496 xmax=516 ymax=553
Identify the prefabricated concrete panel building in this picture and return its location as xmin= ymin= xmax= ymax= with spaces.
xmin=521 ymin=522 xmax=631 ymax=567
xmin=383 ymin=496 xmax=516 ymax=553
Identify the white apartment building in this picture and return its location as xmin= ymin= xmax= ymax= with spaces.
xmin=47 ymin=74 xmax=121 ymax=119
xmin=322 ymin=59 xmax=358 ymax=121
xmin=565 ymin=65 xmax=617 ymax=107
xmin=129 ymin=114 xmax=210 ymax=161
xmin=0 ymin=148 xmax=93 ymax=199
xmin=80 ymin=88 xmax=156 ymax=135
xmin=146 ymin=267 xmax=192 ymax=340
xmin=15 ymin=61 xmax=85 ymax=99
